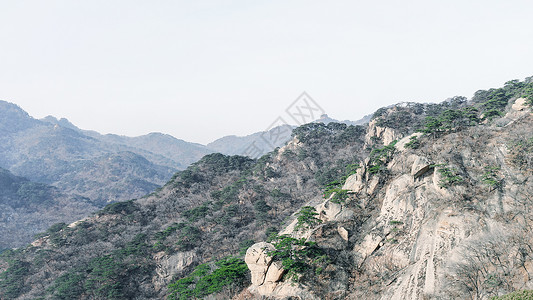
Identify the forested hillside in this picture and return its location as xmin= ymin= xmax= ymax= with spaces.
xmin=0 ymin=168 xmax=97 ymax=250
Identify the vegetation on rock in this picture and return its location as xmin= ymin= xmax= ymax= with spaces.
xmin=434 ymin=164 xmax=464 ymax=188
xmin=491 ymin=290 xmax=533 ymax=300
xmin=168 ymin=257 xmax=248 ymax=300
xmin=368 ymin=140 xmax=397 ymax=174
xmin=266 ymin=234 xmax=326 ymax=281
xmin=404 ymin=135 xmax=421 ymax=149
xmin=294 ymin=206 xmax=322 ymax=231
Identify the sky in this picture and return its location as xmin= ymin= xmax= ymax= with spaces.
xmin=1 ymin=1 xmax=533 ymax=145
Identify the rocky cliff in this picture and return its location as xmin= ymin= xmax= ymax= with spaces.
xmin=244 ymin=93 xmax=533 ymax=299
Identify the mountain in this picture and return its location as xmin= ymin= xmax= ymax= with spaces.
xmin=86 ymin=132 xmax=212 ymax=170
xmin=1 ymin=78 xmax=532 ymax=300
xmin=40 ymin=116 xmax=80 ymax=131
xmin=0 ymin=101 xmax=212 ymax=204
xmin=0 ymin=101 xmax=363 ymax=250
xmin=0 ymin=102 xmax=41 ymax=134
xmin=314 ymin=113 xmax=372 ymax=126
xmin=0 ymin=101 xmax=214 ymax=248
xmin=0 ymin=167 xmax=97 ymax=250
xmin=39 ymin=114 xmax=213 ymax=170
xmin=207 ymin=114 xmax=369 ymax=157
xmin=207 ymin=124 xmax=295 ymax=157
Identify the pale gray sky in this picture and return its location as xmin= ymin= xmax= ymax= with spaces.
xmin=1 ymin=0 xmax=532 ymax=144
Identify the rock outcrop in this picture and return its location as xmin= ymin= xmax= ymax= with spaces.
xmin=410 ymin=155 xmax=432 ymax=178
xmin=245 ymin=242 xmax=314 ymax=299
xmin=365 ymin=119 xmax=402 ymax=146
xmin=246 ymin=105 xmax=533 ymax=299
xmin=153 ymin=251 xmax=196 ymax=290
xmin=245 ymin=242 xmax=275 ymax=287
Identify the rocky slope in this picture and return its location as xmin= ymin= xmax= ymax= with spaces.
xmin=0 ymin=78 xmax=532 ymax=300
xmin=244 ymin=81 xmax=533 ymax=300
xmin=0 ymin=101 xmax=357 ymax=250
xmin=0 ymin=122 xmax=369 ymax=299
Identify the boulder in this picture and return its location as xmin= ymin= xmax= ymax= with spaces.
xmin=246 ymin=242 xmax=316 ymax=299
xmin=264 ymin=261 xmax=285 ymax=283
xmin=342 ymin=171 xmax=364 ymax=193
xmin=317 ymin=200 xmax=354 ymax=222
xmin=245 ymin=242 xmax=275 ymax=286
xmin=396 ymin=132 xmax=423 ymax=152
xmin=338 ymin=226 xmax=349 ymax=241
xmin=153 ymin=251 xmax=196 ymax=290
xmin=411 ymin=156 xmax=432 ymax=179
xmin=512 ymin=97 xmax=527 ymax=111
xmin=355 ymin=234 xmax=382 ymax=259
xmin=365 ymin=119 xmax=402 ymax=146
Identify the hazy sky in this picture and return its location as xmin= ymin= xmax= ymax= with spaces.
xmin=1 ymin=1 xmax=532 ymax=144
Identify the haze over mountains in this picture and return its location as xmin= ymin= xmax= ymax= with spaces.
xmin=207 ymin=114 xmax=371 ymax=156
xmin=0 ymin=100 xmax=364 ymax=248
xmin=0 ymin=100 xmax=365 ymax=205
xmin=0 ymin=100 xmax=199 ymax=204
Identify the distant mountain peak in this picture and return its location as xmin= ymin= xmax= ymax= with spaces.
xmin=314 ymin=113 xmax=371 ymax=126
xmin=41 ymin=115 xmax=80 ymax=131
xmin=0 ymin=100 xmax=40 ymax=133
xmin=314 ymin=113 xmax=338 ymax=124
xmin=0 ymin=100 xmax=31 ymax=118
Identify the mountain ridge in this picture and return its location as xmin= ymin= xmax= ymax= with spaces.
xmin=0 ymin=99 xmax=363 ymax=248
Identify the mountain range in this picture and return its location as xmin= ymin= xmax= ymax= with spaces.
xmin=0 ymin=101 xmax=365 ymax=205
xmin=0 ymin=100 xmax=364 ymax=248
xmin=1 ymin=77 xmax=531 ymax=299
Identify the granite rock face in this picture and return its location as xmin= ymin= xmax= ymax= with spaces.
xmin=245 ymin=242 xmax=275 ymax=287
xmin=245 ymin=104 xmax=533 ymax=300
